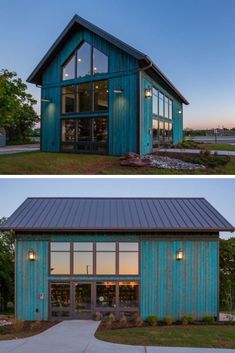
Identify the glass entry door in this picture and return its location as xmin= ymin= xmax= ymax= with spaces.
xmin=74 ymin=283 xmax=92 ymax=319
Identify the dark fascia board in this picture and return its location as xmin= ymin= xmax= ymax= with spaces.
xmin=1 ymin=227 xmax=234 ymax=233
xmin=27 ymin=14 xmax=189 ymax=105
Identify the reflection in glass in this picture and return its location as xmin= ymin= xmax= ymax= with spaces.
xmin=75 ymin=284 xmax=91 ymax=316
xmin=96 ymin=282 xmax=116 ymax=307
xmin=51 ymin=283 xmax=70 ymax=308
xmin=165 ymin=97 xmax=169 ymax=118
xmin=153 ymin=120 xmax=159 ymax=147
xmin=93 ymin=48 xmax=108 ymax=75
xmin=153 ymin=88 xmax=158 ymax=115
xmin=50 ymin=252 xmax=70 ymax=275
xmin=74 ymin=252 xmax=93 ymax=275
xmin=96 ymin=242 xmax=115 ymax=251
xmin=74 ymin=243 xmax=93 ymax=251
xmin=119 ymin=243 xmax=138 ymax=251
xmin=77 ymin=42 xmax=91 ymax=78
xmin=169 ymin=100 xmax=173 ymax=120
xmin=93 ymin=118 xmax=108 ymax=143
xmin=62 ymin=120 xmax=76 ymax=142
xmin=159 ymin=121 xmax=164 ymax=141
xmin=51 ymin=242 xmax=70 ymax=251
xmin=77 ymin=83 xmax=91 ymax=112
xmin=62 ymin=86 xmax=76 ymax=114
xmin=119 ymin=252 xmax=139 ymax=275
xmin=77 ymin=119 xmax=92 ymax=142
xmin=119 ymin=282 xmax=139 ymax=308
xmin=96 ymin=252 xmax=115 ymax=274
xmin=62 ymin=55 xmax=76 ymax=81
xmin=94 ymin=81 xmax=108 ymax=111
xmin=159 ymin=93 xmax=164 ymax=117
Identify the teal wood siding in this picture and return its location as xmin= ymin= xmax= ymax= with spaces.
xmin=140 ymin=72 xmax=184 ymax=154
xmin=41 ymin=28 xmax=138 ymax=155
xmin=16 ymin=240 xmax=49 ymax=320
xmin=141 ymin=239 xmax=218 ymax=320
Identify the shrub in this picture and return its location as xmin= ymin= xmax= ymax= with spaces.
xmin=132 ymin=313 xmax=143 ymax=327
xmin=93 ymin=312 xmax=103 ymax=321
xmin=181 ymin=316 xmax=194 ymax=325
xmin=202 ymin=316 xmax=215 ymax=324
xmin=164 ymin=316 xmax=174 ymax=325
xmin=146 ymin=315 xmax=158 ymax=326
xmin=119 ymin=313 xmax=128 ymax=327
xmin=105 ymin=313 xmax=115 ymax=329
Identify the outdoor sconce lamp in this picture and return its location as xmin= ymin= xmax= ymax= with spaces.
xmin=176 ymin=249 xmax=184 ymax=260
xmin=41 ymin=97 xmax=52 ymax=103
xmin=113 ymin=87 xmax=124 ymax=94
xmin=28 ymin=249 xmax=36 ymax=261
xmin=178 ymin=109 xmax=182 ymax=115
xmin=145 ymin=88 xmax=152 ymax=98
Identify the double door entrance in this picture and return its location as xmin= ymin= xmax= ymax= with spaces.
xmin=50 ymin=280 xmax=139 ymax=320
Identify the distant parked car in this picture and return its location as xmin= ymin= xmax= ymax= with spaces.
xmin=0 ymin=128 xmax=6 ymax=147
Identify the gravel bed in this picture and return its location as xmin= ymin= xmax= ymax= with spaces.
xmin=144 ymin=155 xmax=204 ymax=170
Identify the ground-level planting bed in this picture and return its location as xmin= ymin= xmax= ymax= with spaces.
xmin=0 ymin=320 xmax=58 ymax=340
xmin=0 ymin=151 xmax=234 ymax=174
xmin=95 ymin=325 xmax=235 ymax=348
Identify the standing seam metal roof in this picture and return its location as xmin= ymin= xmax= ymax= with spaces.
xmin=0 ymin=198 xmax=234 ymax=232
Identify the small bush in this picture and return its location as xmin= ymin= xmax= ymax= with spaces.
xmin=93 ymin=312 xmax=103 ymax=321
xmin=202 ymin=316 xmax=215 ymax=324
xmin=164 ymin=316 xmax=174 ymax=325
xmin=181 ymin=316 xmax=194 ymax=325
xmin=132 ymin=313 xmax=143 ymax=327
xmin=146 ymin=315 xmax=158 ymax=326
xmin=105 ymin=313 xmax=115 ymax=329
xmin=119 ymin=313 xmax=128 ymax=327
xmin=108 ymin=313 xmax=115 ymax=323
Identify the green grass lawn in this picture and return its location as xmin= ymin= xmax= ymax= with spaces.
xmin=96 ymin=325 xmax=235 ymax=348
xmin=202 ymin=143 xmax=235 ymax=151
xmin=0 ymin=151 xmax=235 ymax=174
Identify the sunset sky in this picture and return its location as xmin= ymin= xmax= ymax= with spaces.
xmin=0 ymin=0 xmax=234 ymax=129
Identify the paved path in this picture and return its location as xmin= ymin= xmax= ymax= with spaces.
xmin=158 ymin=148 xmax=235 ymax=156
xmin=0 ymin=321 xmax=234 ymax=353
xmin=0 ymin=144 xmax=40 ymax=155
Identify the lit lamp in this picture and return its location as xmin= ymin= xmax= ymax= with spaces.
xmin=176 ymin=249 xmax=183 ymax=261
xmin=113 ymin=87 xmax=124 ymax=94
xmin=145 ymin=88 xmax=152 ymax=98
xmin=41 ymin=97 xmax=52 ymax=103
xmin=178 ymin=109 xmax=182 ymax=115
xmin=28 ymin=249 xmax=36 ymax=261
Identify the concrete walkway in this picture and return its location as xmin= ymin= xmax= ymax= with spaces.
xmin=0 ymin=144 xmax=40 ymax=155
xmin=158 ymin=148 xmax=235 ymax=156
xmin=0 ymin=321 xmax=234 ymax=353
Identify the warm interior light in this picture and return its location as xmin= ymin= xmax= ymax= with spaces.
xmin=94 ymin=67 xmax=97 ymax=71
xmin=145 ymin=88 xmax=152 ymax=98
xmin=65 ymin=73 xmax=69 ymax=77
xmin=176 ymin=249 xmax=183 ymax=260
xmin=28 ymin=249 xmax=36 ymax=261
xmin=78 ymin=58 xmax=82 ymax=62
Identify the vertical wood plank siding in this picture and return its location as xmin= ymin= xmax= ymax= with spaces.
xmin=140 ymin=72 xmax=183 ymax=154
xmin=41 ymin=29 xmax=138 ymax=155
xmin=141 ymin=239 xmax=218 ymax=320
xmin=16 ymin=235 xmax=218 ymax=320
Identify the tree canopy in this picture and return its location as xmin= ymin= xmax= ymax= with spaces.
xmin=0 ymin=69 xmax=39 ymax=143
xmin=220 ymin=238 xmax=235 ymax=311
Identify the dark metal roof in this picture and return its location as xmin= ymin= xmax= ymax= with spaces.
xmin=27 ymin=14 xmax=189 ymax=105
xmin=1 ymin=198 xmax=233 ymax=232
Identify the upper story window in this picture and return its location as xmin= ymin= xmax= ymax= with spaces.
xmin=152 ymin=88 xmax=173 ymax=120
xmin=62 ymin=42 xmax=109 ymax=81
xmin=153 ymin=88 xmax=159 ymax=115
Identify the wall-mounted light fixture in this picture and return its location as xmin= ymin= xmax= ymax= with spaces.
xmin=145 ymin=88 xmax=152 ymax=98
xmin=176 ymin=249 xmax=184 ymax=260
xmin=28 ymin=249 xmax=36 ymax=261
xmin=41 ymin=97 xmax=52 ymax=103
xmin=113 ymin=87 xmax=124 ymax=94
xmin=178 ymin=109 xmax=182 ymax=115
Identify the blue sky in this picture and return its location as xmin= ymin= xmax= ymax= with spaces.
xmin=0 ymin=178 xmax=234 ymax=239
xmin=0 ymin=0 xmax=234 ymax=129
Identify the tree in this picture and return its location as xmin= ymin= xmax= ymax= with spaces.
xmin=220 ymin=238 xmax=235 ymax=311
xmin=0 ymin=69 xmax=39 ymax=143
xmin=0 ymin=218 xmax=14 ymax=312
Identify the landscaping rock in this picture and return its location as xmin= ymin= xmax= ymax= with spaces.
xmin=0 ymin=319 xmax=12 ymax=326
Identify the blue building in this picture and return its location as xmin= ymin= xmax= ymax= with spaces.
xmin=28 ymin=15 xmax=189 ymax=155
xmin=1 ymin=197 xmax=233 ymax=321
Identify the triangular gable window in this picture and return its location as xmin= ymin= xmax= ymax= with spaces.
xmin=62 ymin=54 xmax=76 ymax=81
xmin=93 ymin=48 xmax=108 ymax=75
xmin=77 ymin=42 xmax=92 ymax=78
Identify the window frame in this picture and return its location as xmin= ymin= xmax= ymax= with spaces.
xmin=61 ymin=41 xmax=109 ymax=82
xmin=49 ymin=241 xmax=140 ymax=277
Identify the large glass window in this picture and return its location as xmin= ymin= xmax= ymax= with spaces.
xmin=159 ymin=93 xmax=164 ymax=117
xmin=169 ymin=100 xmax=173 ymax=120
xmin=96 ymin=282 xmax=116 ymax=308
xmin=164 ymin=97 xmax=169 ymax=119
xmin=96 ymin=242 xmax=116 ymax=275
xmin=153 ymin=88 xmax=158 ymax=115
xmin=62 ymin=86 xmax=76 ymax=114
xmin=50 ymin=243 xmax=70 ymax=275
xmin=77 ymin=42 xmax=92 ymax=78
xmin=93 ymin=48 xmax=108 ymax=75
xmin=74 ymin=243 xmax=93 ymax=275
xmin=77 ymin=83 xmax=91 ymax=113
xmin=62 ymin=120 xmax=76 ymax=142
xmin=62 ymin=55 xmax=76 ymax=81
xmin=119 ymin=282 xmax=139 ymax=308
xmin=51 ymin=283 xmax=70 ymax=318
xmin=94 ymin=81 xmax=109 ymax=111
xmin=119 ymin=243 xmax=139 ymax=275
xmin=62 ymin=42 xmax=109 ymax=81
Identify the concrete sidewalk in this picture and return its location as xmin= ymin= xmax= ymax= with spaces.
xmin=0 ymin=144 xmax=40 ymax=155
xmin=158 ymin=148 xmax=235 ymax=156
xmin=0 ymin=321 xmax=234 ymax=353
